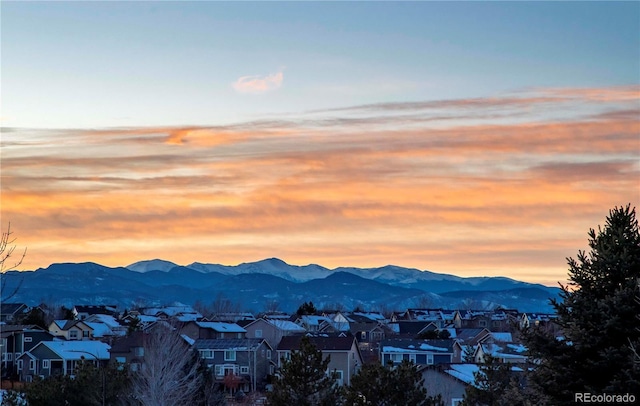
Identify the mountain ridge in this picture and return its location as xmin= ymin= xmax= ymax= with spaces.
xmin=3 ymin=258 xmax=560 ymax=313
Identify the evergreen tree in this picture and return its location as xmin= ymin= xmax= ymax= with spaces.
xmin=19 ymin=307 xmax=47 ymax=329
xmin=461 ymin=354 xmax=522 ymax=406
xmin=345 ymin=361 xmax=443 ymax=406
xmin=523 ymin=205 xmax=640 ymax=404
xmin=127 ymin=315 xmax=142 ymax=335
xmin=25 ymin=361 xmax=130 ymax=406
xmin=296 ymin=301 xmax=317 ymax=316
xmin=268 ymin=336 xmax=342 ymax=406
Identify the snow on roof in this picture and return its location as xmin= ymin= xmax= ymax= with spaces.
xmin=86 ymin=314 xmax=121 ymax=328
xmin=42 ymin=341 xmax=111 ymax=360
xmin=84 ymin=322 xmax=113 ymax=337
xmin=506 ymin=343 xmax=527 ymax=353
xmin=196 ymin=322 xmax=246 ymax=333
xmin=383 ymin=346 xmax=417 ymax=353
xmin=353 ymin=312 xmax=386 ymax=321
xmin=137 ymin=315 xmax=158 ymax=323
xmin=269 ymin=320 xmax=306 ymax=332
xmin=419 ymin=343 xmax=449 ymax=352
xmin=181 ymin=334 xmax=195 ymax=346
xmin=300 ymin=315 xmax=330 ymax=325
xmin=446 ymin=364 xmax=479 ymax=385
xmin=176 ymin=313 xmax=201 ymax=322
xmin=444 ymin=328 xmax=457 ymax=338
xmin=490 ymin=332 xmax=513 ymax=342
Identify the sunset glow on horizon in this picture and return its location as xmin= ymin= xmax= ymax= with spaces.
xmin=2 ymin=2 xmax=639 ymax=286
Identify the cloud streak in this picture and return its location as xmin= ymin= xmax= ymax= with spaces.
xmin=2 ymin=85 xmax=638 ymax=285
xmin=232 ymin=69 xmax=284 ymax=94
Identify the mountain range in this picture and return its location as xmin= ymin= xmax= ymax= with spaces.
xmin=2 ymin=258 xmax=561 ymax=313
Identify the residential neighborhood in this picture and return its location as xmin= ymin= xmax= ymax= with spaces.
xmin=0 ymin=301 xmax=559 ymax=404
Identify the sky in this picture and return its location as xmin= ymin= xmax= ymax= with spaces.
xmin=1 ymin=2 xmax=639 ymax=286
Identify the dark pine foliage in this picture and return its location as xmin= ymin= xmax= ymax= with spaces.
xmin=522 ymin=204 xmax=640 ymax=404
xmin=268 ymin=336 xmax=342 ymax=406
xmin=345 ymin=360 xmax=444 ymax=406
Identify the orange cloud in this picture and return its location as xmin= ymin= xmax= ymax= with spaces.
xmin=2 ymin=85 xmax=638 ymax=287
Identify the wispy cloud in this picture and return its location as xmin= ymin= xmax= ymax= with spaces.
xmin=232 ymin=69 xmax=284 ymax=94
xmin=2 ymin=85 xmax=638 ymax=285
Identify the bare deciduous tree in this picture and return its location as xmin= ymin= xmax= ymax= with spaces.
xmin=0 ymin=223 xmax=27 ymax=301
xmin=130 ymin=324 xmax=202 ymax=406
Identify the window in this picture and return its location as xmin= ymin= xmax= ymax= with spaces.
xmin=29 ymin=360 xmax=36 ymax=370
xmin=7 ymin=353 xmax=12 ymax=361
xmin=267 ymin=350 xmax=272 ymax=359
xmin=389 ymin=353 xmax=402 ymax=363
xmin=409 ymin=354 xmax=416 ymax=363
xmin=17 ymin=360 xmax=23 ymax=370
xmin=224 ymin=350 xmax=236 ymax=361
xmin=24 ymin=337 xmax=33 ymax=343
xmin=240 ymin=366 xmax=249 ymax=374
xmin=427 ymin=354 xmax=434 ymax=365
xmin=42 ymin=360 xmax=50 ymax=369
xmin=478 ymin=320 xmax=487 ymax=327
xmin=1 ymin=353 xmax=6 ymax=362
xmin=255 ymin=329 xmax=262 ymax=338
xmin=200 ymin=350 xmax=213 ymax=359
xmin=130 ymin=362 xmax=139 ymax=372
xmin=83 ymin=330 xmax=90 ymax=338
xmin=331 ymin=370 xmax=344 ymax=386
xmin=69 ymin=330 xmax=78 ymax=339
xmin=134 ymin=347 xmax=144 ymax=357
xmin=215 ymin=364 xmax=239 ymax=376
xmin=270 ymin=365 xmax=275 ymax=375
xmin=281 ymin=351 xmax=290 ymax=361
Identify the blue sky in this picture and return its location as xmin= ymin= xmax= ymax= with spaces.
xmin=3 ymin=2 xmax=638 ymax=128
xmin=1 ymin=2 xmax=639 ymax=285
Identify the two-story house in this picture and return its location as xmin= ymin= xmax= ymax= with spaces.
xmin=16 ymin=340 xmax=110 ymax=381
xmin=180 ymin=321 xmax=246 ymax=341
xmin=109 ymin=331 xmax=146 ymax=372
xmin=193 ymin=338 xmax=274 ymax=393
xmin=0 ymin=303 xmax=30 ymax=324
xmin=277 ymin=335 xmax=363 ymax=386
xmin=380 ymin=338 xmax=455 ymax=366
xmin=1 ymin=325 xmax=54 ymax=380
xmin=242 ymin=318 xmax=306 ymax=350
xmin=48 ymin=320 xmax=95 ymax=340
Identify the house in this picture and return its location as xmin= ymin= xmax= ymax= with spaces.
xmin=420 ymin=364 xmax=477 ymax=406
xmin=1 ymin=325 xmax=54 ymax=379
xmin=140 ymin=305 xmax=202 ymax=320
xmin=294 ymin=315 xmax=334 ymax=332
xmin=193 ymin=338 xmax=274 ymax=393
xmin=242 ymin=318 xmax=306 ymax=350
xmin=180 ymin=321 xmax=246 ymax=341
xmin=399 ymin=309 xmax=460 ymax=328
xmin=109 ymin=331 xmax=146 ymax=372
xmin=84 ymin=314 xmax=127 ymax=337
xmin=459 ymin=309 xmax=519 ymax=332
xmin=277 ymin=335 xmax=363 ymax=386
xmin=16 ymin=340 xmax=110 ymax=381
xmin=73 ymin=305 xmax=118 ymax=320
xmin=473 ymin=342 xmax=528 ymax=363
xmin=48 ymin=320 xmax=95 ymax=340
xmin=0 ymin=303 xmax=30 ymax=324
xmin=209 ymin=312 xmax=256 ymax=323
xmin=380 ymin=338 xmax=455 ymax=366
